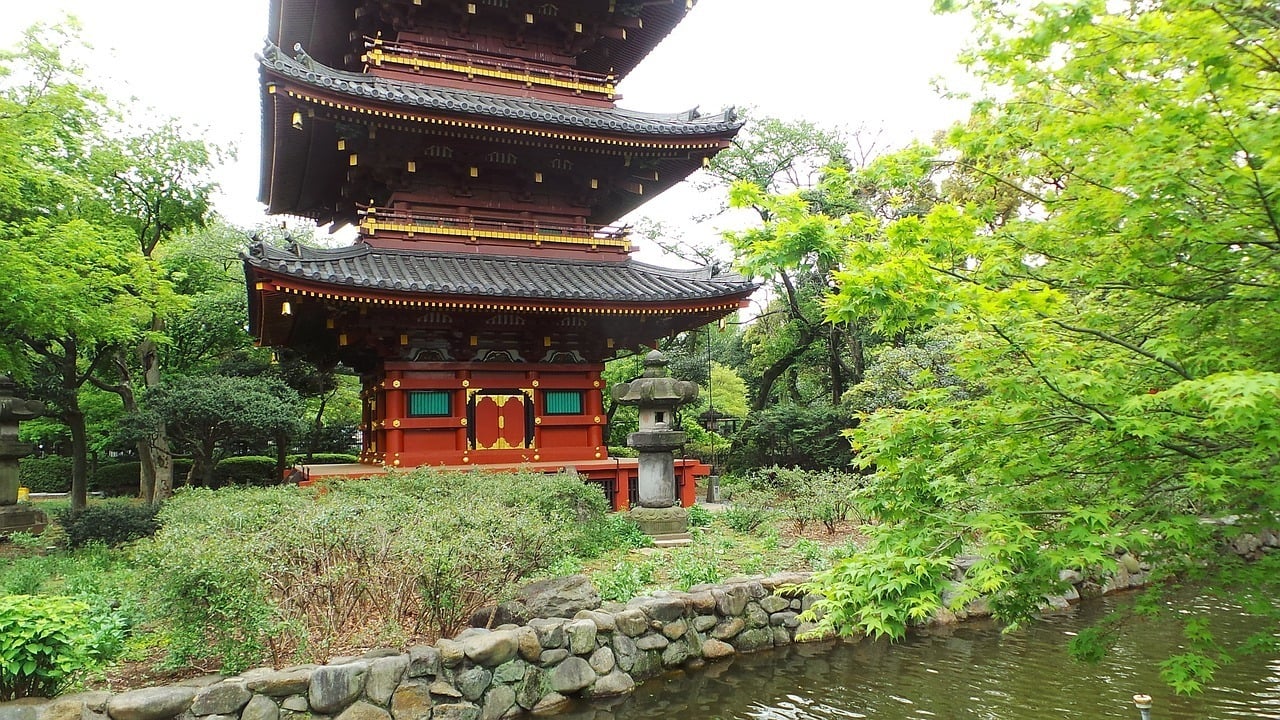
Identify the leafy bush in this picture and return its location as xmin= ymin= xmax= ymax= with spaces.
xmin=212 ymin=456 xmax=278 ymax=487
xmin=92 ymin=460 xmax=192 ymax=496
xmin=140 ymin=469 xmax=618 ymax=672
xmin=592 ymin=561 xmax=657 ymax=602
xmin=720 ymin=488 xmax=776 ymax=534
xmin=687 ymin=503 xmax=714 ymax=528
xmin=285 ymin=453 xmax=360 ymax=465
xmin=0 ymin=595 xmax=106 ymax=700
xmin=732 ymin=466 xmax=863 ymax=534
xmin=671 ymin=546 xmax=723 ymax=590
xmin=90 ymin=462 xmax=140 ymax=497
xmin=56 ymin=501 xmax=161 ymax=548
xmin=572 ymin=513 xmax=651 ymax=558
xmin=725 ymin=404 xmax=857 ymax=473
xmin=18 ymin=456 xmax=72 ymax=493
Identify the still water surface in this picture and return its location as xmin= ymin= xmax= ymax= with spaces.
xmin=584 ymin=592 xmax=1279 ymax=720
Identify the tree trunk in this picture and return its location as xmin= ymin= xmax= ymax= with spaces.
xmin=275 ymin=430 xmax=290 ymax=481
xmin=104 ymin=351 xmax=156 ymax=502
xmin=307 ymin=390 xmax=332 ymax=461
xmin=829 ymin=325 xmax=845 ymax=405
xmin=140 ymin=333 xmax=174 ymax=501
xmin=752 ymin=330 xmax=816 ymax=412
xmin=66 ymin=405 xmax=89 ymax=512
xmin=848 ymin=328 xmax=866 ymax=387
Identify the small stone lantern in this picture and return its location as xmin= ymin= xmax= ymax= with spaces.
xmin=611 ymin=351 xmax=698 ymax=540
xmin=0 ymin=375 xmax=48 ymax=535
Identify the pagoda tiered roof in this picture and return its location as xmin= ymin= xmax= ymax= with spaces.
xmin=268 ymin=0 xmax=701 ymax=84
xmin=261 ymin=42 xmax=740 ymax=137
xmin=259 ymin=41 xmax=741 ymax=225
xmin=245 ymin=241 xmax=754 ymax=306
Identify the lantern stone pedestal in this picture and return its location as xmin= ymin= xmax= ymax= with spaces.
xmin=611 ymin=352 xmax=699 ymax=546
xmin=0 ymin=376 xmax=48 ymax=536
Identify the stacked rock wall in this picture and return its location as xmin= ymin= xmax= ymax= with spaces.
xmin=14 ymin=529 xmax=1279 ymax=720
xmin=10 ymin=573 xmax=825 ymax=720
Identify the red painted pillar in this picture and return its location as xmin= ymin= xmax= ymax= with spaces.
xmin=614 ymin=465 xmax=630 ymax=511
xmin=677 ymin=461 xmax=697 ymax=508
xmin=385 ymin=371 xmax=405 ymax=467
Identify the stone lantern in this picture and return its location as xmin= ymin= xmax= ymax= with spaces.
xmin=610 ymin=351 xmax=698 ymax=541
xmin=0 ymin=375 xmax=48 ymax=535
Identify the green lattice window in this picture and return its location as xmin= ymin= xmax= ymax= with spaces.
xmin=407 ymin=390 xmax=451 ymax=417
xmin=544 ymin=390 xmax=583 ymax=415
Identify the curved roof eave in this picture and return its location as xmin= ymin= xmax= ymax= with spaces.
xmin=243 ymin=242 xmax=758 ymax=305
xmin=259 ymin=41 xmax=744 ymax=140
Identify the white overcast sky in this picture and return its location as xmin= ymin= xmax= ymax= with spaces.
xmin=2 ymin=1 xmax=974 ymax=254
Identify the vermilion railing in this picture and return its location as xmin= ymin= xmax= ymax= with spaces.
xmin=363 ymin=37 xmax=616 ymax=97
xmin=359 ymin=206 xmax=630 ymax=248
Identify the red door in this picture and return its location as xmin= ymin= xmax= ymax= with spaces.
xmin=471 ymin=392 xmax=529 ymax=450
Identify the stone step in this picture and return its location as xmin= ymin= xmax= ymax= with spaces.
xmin=651 ymin=533 xmax=694 ymax=548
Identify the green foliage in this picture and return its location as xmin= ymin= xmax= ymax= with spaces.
xmin=726 ymin=404 xmax=856 ymax=473
xmin=687 ymin=503 xmax=714 ymax=528
xmin=0 ymin=24 xmax=222 ymax=512
xmin=286 ymin=453 xmax=360 ymax=465
xmin=139 ymin=375 xmax=302 ymax=487
xmin=788 ymin=0 xmax=1280 ymax=689
xmin=575 ymin=513 xmax=652 ymax=558
xmin=90 ymin=462 xmax=140 ymax=497
xmin=742 ymin=467 xmax=863 ymax=534
xmin=844 ymin=333 xmax=973 ymax=413
xmin=719 ymin=488 xmax=776 ymax=534
xmin=670 ymin=546 xmax=724 ymax=590
xmin=140 ymin=470 xmax=617 ymax=671
xmin=799 ymin=542 xmax=952 ymax=641
xmin=212 ymin=456 xmax=279 ymax=487
xmin=592 ymin=560 xmax=658 ymax=603
xmin=0 ymin=595 xmax=108 ymax=700
xmin=56 ymin=501 xmax=160 ymax=548
xmin=18 ymin=456 xmax=72 ymax=493
xmin=90 ymin=460 xmax=191 ymax=497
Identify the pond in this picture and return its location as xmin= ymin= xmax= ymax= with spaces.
xmin=583 ymin=591 xmax=1279 ymax=720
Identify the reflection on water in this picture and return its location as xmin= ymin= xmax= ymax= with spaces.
xmin=578 ymin=592 xmax=1280 ymax=720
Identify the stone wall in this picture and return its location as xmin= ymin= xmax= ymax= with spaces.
xmin=11 ymin=529 xmax=1277 ymax=720
xmin=8 ymin=572 xmax=826 ymax=720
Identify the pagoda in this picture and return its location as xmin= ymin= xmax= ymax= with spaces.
xmin=244 ymin=0 xmax=753 ymax=508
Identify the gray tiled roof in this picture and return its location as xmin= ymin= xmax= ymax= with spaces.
xmin=245 ymin=242 xmax=756 ymax=303
xmin=260 ymin=42 xmax=743 ymax=137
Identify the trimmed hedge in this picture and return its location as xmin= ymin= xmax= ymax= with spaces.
xmin=90 ymin=463 xmax=139 ymax=497
xmin=18 ymin=456 xmax=72 ymax=493
xmin=285 ymin=453 xmax=360 ymax=465
xmin=55 ymin=501 xmax=160 ymax=548
xmin=91 ymin=460 xmax=195 ymax=496
xmin=212 ymin=456 xmax=278 ymax=487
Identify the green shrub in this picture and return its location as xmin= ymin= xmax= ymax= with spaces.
xmin=720 ymin=488 xmax=776 ymax=534
xmin=732 ymin=466 xmax=863 ymax=534
xmin=90 ymin=462 xmax=140 ymax=497
xmin=212 ymin=456 xmax=278 ymax=487
xmin=725 ymin=404 xmax=857 ymax=473
xmin=671 ymin=546 xmax=723 ymax=590
xmin=592 ymin=561 xmax=657 ymax=602
xmin=141 ymin=469 xmax=614 ymax=672
xmin=92 ymin=460 xmax=193 ymax=496
xmin=56 ymin=501 xmax=160 ymax=548
xmin=18 ymin=456 xmax=72 ymax=493
xmin=285 ymin=453 xmax=360 ymax=465
xmin=687 ymin=503 xmax=714 ymax=528
xmin=0 ymin=595 xmax=104 ymax=700
xmin=572 ymin=513 xmax=651 ymax=558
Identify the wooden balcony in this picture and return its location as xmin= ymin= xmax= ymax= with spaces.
xmin=359 ymin=206 xmax=631 ymax=250
xmin=363 ymin=37 xmax=616 ymax=98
